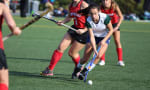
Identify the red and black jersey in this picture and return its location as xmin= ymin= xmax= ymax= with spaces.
xmin=69 ymin=0 xmax=86 ymax=29
xmin=100 ymin=6 xmax=119 ymax=24
xmin=0 ymin=15 xmax=4 ymax=50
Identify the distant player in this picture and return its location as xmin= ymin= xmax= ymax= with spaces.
xmin=72 ymin=3 xmax=113 ymax=79
xmin=99 ymin=0 xmax=125 ymax=66
xmin=0 ymin=1 xmax=22 ymax=90
xmin=40 ymin=0 xmax=89 ymax=76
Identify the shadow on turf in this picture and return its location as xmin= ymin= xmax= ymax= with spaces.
xmin=7 ymin=57 xmax=72 ymax=64
xmin=9 ymin=71 xmax=80 ymax=84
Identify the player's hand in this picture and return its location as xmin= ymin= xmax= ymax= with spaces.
xmin=13 ymin=27 xmax=22 ymax=36
xmin=76 ymin=29 xmax=86 ymax=35
xmin=93 ymin=50 xmax=98 ymax=56
xmin=57 ymin=20 xmax=63 ymax=26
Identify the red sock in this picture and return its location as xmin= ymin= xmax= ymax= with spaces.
xmin=48 ymin=50 xmax=63 ymax=71
xmin=100 ymin=53 xmax=105 ymax=61
xmin=0 ymin=83 xmax=8 ymax=90
xmin=72 ymin=56 xmax=80 ymax=67
xmin=117 ymin=48 xmax=123 ymax=61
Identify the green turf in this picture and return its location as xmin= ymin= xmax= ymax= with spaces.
xmin=2 ymin=16 xmax=150 ymax=90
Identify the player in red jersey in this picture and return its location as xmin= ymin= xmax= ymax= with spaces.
xmin=99 ymin=0 xmax=125 ymax=66
xmin=0 ymin=1 xmax=21 ymax=90
xmin=40 ymin=0 xmax=89 ymax=76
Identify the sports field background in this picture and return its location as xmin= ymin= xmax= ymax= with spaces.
xmin=2 ymin=16 xmax=150 ymax=90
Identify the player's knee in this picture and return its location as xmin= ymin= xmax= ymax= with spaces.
xmin=114 ymin=38 xmax=120 ymax=44
xmin=57 ymin=45 xmax=64 ymax=52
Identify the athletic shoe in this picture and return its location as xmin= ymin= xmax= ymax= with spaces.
xmin=72 ymin=67 xmax=81 ymax=79
xmin=98 ymin=60 xmax=105 ymax=66
xmin=118 ymin=61 xmax=125 ymax=67
xmin=78 ymin=68 xmax=87 ymax=80
xmin=40 ymin=67 xmax=53 ymax=76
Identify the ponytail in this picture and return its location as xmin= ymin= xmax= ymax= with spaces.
xmin=78 ymin=3 xmax=100 ymax=16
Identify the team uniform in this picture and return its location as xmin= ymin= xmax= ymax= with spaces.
xmin=101 ymin=6 xmax=120 ymax=30
xmin=82 ymin=12 xmax=111 ymax=72
xmin=0 ymin=15 xmax=8 ymax=69
xmin=41 ymin=0 xmax=89 ymax=76
xmin=99 ymin=6 xmax=124 ymax=66
xmin=68 ymin=0 xmax=88 ymax=44
xmin=86 ymin=12 xmax=111 ymax=44
xmin=72 ymin=12 xmax=112 ymax=79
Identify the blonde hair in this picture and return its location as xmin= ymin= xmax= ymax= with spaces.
xmin=101 ymin=0 xmax=118 ymax=10
xmin=111 ymin=0 xmax=118 ymax=10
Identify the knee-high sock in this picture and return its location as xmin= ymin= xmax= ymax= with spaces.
xmin=0 ymin=83 xmax=8 ymax=90
xmin=48 ymin=50 xmax=63 ymax=71
xmin=117 ymin=48 xmax=123 ymax=61
xmin=100 ymin=53 xmax=105 ymax=61
xmin=72 ymin=56 xmax=80 ymax=67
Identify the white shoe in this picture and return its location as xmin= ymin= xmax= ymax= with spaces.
xmin=98 ymin=60 xmax=105 ymax=66
xmin=118 ymin=61 xmax=125 ymax=67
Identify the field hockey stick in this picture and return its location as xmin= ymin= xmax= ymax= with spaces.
xmin=2 ymin=3 xmax=53 ymax=41
xmin=32 ymin=13 xmax=77 ymax=31
xmin=84 ymin=46 xmax=101 ymax=82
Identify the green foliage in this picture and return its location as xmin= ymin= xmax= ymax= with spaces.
xmin=94 ymin=0 xmax=145 ymax=15
xmin=115 ymin=0 xmax=144 ymax=15
xmin=52 ymin=0 xmax=145 ymax=15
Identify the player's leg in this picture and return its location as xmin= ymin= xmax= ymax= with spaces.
xmin=68 ymin=40 xmax=85 ymax=67
xmin=0 ymin=69 xmax=8 ymax=90
xmin=0 ymin=49 xmax=8 ymax=90
xmin=87 ymin=43 xmax=108 ymax=71
xmin=113 ymin=31 xmax=125 ymax=66
xmin=78 ymin=43 xmax=108 ymax=80
xmin=71 ymin=43 xmax=93 ymax=79
xmin=40 ymin=32 xmax=73 ymax=76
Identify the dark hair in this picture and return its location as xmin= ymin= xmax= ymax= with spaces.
xmin=0 ymin=0 xmax=4 ymax=3
xmin=78 ymin=3 xmax=100 ymax=15
xmin=89 ymin=3 xmax=100 ymax=11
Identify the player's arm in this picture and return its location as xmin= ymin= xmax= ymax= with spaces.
xmin=114 ymin=5 xmax=123 ymax=31
xmin=101 ymin=16 xmax=113 ymax=46
xmin=86 ymin=21 xmax=97 ymax=55
xmin=2 ymin=4 xmax=21 ymax=35
xmin=57 ymin=4 xmax=72 ymax=25
xmin=81 ymin=0 xmax=89 ymax=9
xmin=60 ymin=10 xmax=72 ymax=24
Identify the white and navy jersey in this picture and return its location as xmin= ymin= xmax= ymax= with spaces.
xmin=85 ymin=13 xmax=111 ymax=37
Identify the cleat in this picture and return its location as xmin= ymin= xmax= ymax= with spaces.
xmin=40 ymin=67 xmax=53 ymax=76
xmin=78 ymin=73 xmax=84 ymax=80
xmin=98 ymin=60 xmax=105 ymax=66
xmin=78 ymin=68 xmax=87 ymax=80
xmin=71 ymin=67 xmax=81 ymax=79
xmin=72 ymin=73 xmax=77 ymax=79
xmin=118 ymin=61 xmax=125 ymax=67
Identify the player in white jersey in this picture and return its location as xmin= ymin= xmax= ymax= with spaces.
xmin=72 ymin=3 xmax=113 ymax=79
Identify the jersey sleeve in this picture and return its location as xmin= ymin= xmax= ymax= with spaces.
xmin=85 ymin=21 xmax=92 ymax=28
xmin=104 ymin=15 xmax=111 ymax=25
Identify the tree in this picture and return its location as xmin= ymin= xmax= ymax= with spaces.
xmin=38 ymin=0 xmax=145 ymax=15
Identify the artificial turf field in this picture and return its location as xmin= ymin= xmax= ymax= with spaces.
xmin=2 ymin=16 xmax=150 ymax=90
